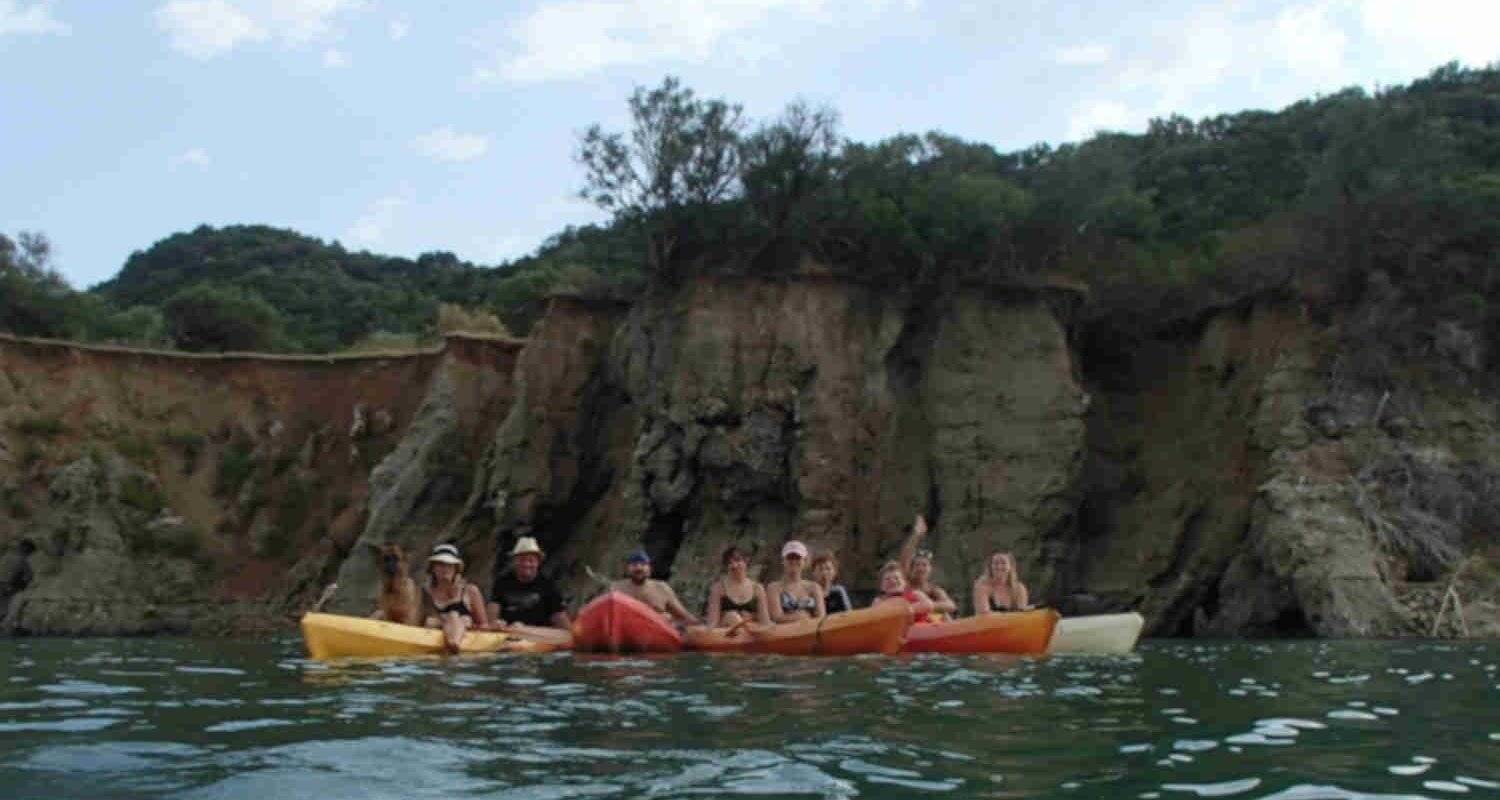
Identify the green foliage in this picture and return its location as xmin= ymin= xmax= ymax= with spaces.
xmin=215 ymin=439 xmax=256 ymax=497
xmin=117 ymin=473 xmax=165 ymax=517
xmin=578 ymin=76 xmax=745 ymax=271
xmin=9 ymin=413 xmax=65 ymax=438
xmin=162 ymin=284 xmax=284 ymax=352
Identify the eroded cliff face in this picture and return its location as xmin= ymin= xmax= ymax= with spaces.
xmin=459 ymin=278 xmax=1089 ymax=611
xmin=4 ymin=276 xmax=1496 ymax=638
xmin=0 ymin=335 xmax=518 ymax=633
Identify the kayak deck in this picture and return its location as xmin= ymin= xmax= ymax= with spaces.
xmin=300 ymin=613 xmax=555 ymax=660
xmin=572 ymin=591 xmax=684 ymax=653
xmin=685 ymin=602 xmax=911 ymax=656
xmin=1048 ymin=612 xmax=1145 ymax=655
xmin=902 ymin=608 xmax=1060 ymax=655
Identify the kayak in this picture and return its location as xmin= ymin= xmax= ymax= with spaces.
xmin=573 ymin=591 xmax=683 ymax=653
xmin=1048 ymin=612 xmax=1145 ymax=655
xmin=901 ymin=608 xmax=1059 ymax=655
xmin=300 ymin=613 xmax=555 ymax=659
xmin=684 ymin=602 xmax=911 ymax=656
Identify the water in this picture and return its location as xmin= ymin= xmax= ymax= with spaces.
xmin=0 ymin=639 xmax=1496 ymax=799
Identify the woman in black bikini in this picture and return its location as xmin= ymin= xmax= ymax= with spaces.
xmin=811 ymin=552 xmax=853 ymax=614
xmin=423 ymin=543 xmax=490 ymax=652
xmin=973 ymin=551 xmax=1031 ymax=613
xmin=767 ymin=540 xmax=825 ymax=623
xmin=705 ymin=546 xmax=771 ymax=629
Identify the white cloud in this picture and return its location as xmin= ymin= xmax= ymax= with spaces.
xmin=0 ymin=0 xmax=68 ymax=36
xmin=155 ymin=0 xmax=265 ymax=59
xmin=170 ymin=148 xmax=212 ymax=170
xmin=412 ymin=126 xmax=490 ymax=163
xmin=322 ymin=47 xmax=348 ymax=67
xmin=1053 ymin=43 xmax=1110 ymax=67
xmin=1354 ymin=0 xmax=1500 ymax=70
xmin=346 ymin=195 xmax=406 ymax=247
xmin=153 ymin=0 xmax=364 ymax=59
xmin=1066 ymin=100 xmax=1134 ymax=141
xmin=1271 ymin=2 xmax=1349 ymax=81
xmin=388 ymin=17 xmax=408 ymax=41
xmin=265 ymin=0 xmax=364 ymax=45
xmin=476 ymin=0 xmax=831 ymax=83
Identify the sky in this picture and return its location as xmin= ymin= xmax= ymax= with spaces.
xmin=2 ymin=1 xmax=1498 ymax=289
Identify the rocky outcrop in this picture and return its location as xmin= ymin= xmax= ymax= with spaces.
xmin=5 ymin=276 xmax=1498 ymax=638
xmin=0 ymin=334 xmax=516 ymax=633
xmin=462 ymin=278 xmax=1089 ymax=612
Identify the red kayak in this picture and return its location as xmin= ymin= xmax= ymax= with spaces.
xmin=572 ymin=591 xmax=683 ymax=653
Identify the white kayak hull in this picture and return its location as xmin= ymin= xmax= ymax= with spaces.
xmin=1049 ymin=612 xmax=1145 ymax=655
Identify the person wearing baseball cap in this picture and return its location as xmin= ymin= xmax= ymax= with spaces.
xmin=611 ymin=548 xmax=701 ymax=626
xmin=767 ymin=539 xmax=826 ymax=623
xmin=490 ymin=536 xmax=571 ymax=631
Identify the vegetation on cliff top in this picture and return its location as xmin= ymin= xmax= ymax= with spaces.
xmin=4 ymin=63 xmax=1499 ymax=369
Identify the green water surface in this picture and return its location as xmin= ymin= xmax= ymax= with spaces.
xmin=0 ymin=638 xmax=1496 ymax=798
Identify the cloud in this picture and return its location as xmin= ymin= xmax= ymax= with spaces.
xmin=265 ymin=0 xmax=365 ymax=45
xmin=412 ymin=127 xmax=490 ymax=163
xmin=388 ymin=17 xmax=408 ymax=41
xmin=346 ymin=195 xmax=406 ymax=247
xmin=170 ymin=148 xmax=212 ymax=170
xmin=1270 ymin=2 xmax=1349 ymax=81
xmin=153 ymin=0 xmax=364 ymax=59
xmin=475 ymin=0 xmax=832 ymax=83
xmin=0 ymin=0 xmax=68 ymax=36
xmin=155 ymin=0 xmax=266 ymax=58
xmin=1066 ymin=100 xmax=1133 ymax=141
xmin=321 ymin=47 xmax=348 ymax=67
xmin=1053 ymin=43 xmax=1110 ymax=67
xmin=1353 ymin=0 xmax=1500 ymax=71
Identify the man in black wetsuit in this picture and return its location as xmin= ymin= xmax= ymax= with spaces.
xmin=491 ymin=537 xmax=570 ymax=630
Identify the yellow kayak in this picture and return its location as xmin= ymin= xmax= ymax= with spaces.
xmin=300 ymin=613 xmax=558 ymax=659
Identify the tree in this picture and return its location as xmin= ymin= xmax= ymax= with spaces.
xmin=0 ymin=231 xmax=76 ymax=338
xmin=578 ymin=76 xmax=745 ymax=273
xmin=739 ymin=101 xmax=841 ymax=237
xmin=162 ymin=284 xmax=284 ymax=352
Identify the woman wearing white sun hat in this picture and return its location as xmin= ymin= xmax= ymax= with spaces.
xmin=423 ymin=543 xmax=490 ymax=652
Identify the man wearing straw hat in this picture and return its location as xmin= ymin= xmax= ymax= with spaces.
xmin=490 ymin=536 xmax=570 ymax=631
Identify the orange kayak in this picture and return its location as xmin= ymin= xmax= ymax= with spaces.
xmin=901 ymin=608 xmax=1059 ymax=655
xmin=685 ymin=602 xmax=912 ymax=656
xmin=573 ymin=591 xmax=683 ymax=653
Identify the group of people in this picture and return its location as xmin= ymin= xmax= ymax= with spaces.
xmin=403 ymin=514 xmax=1032 ymax=647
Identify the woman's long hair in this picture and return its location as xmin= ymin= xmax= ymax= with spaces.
xmin=985 ymin=552 xmax=1022 ymax=601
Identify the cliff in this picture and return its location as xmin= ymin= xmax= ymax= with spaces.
xmin=0 ymin=334 xmax=519 ymax=634
xmin=3 ymin=276 xmax=1496 ymax=638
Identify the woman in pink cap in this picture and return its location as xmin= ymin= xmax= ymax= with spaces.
xmin=766 ymin=540 xmax=826 ymax=623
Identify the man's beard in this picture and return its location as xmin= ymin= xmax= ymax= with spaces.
xmin=629 ymin=574 xmax=648 ymax=586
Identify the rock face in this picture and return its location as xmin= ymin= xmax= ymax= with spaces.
xmin=4 ymin=277 xmax=1498 ymax=638
xmin=464 ymin=279 xmax=1089 ymax=614
xmin=0 ymin=335 xmax=517 ymax=634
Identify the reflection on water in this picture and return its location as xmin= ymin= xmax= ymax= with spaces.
xmin=0 ymin=637 xmax=1496 ymax=798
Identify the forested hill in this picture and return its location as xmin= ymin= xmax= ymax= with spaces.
xmin=3 ymin=62 xmax=1498 ymax=360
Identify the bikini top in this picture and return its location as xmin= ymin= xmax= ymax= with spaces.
xmin=719 ymin=582 xmax=759 ymax=613
xmin=780 ymin=589 xmax=817 ymax=614
xmin=427 ymin=583 xmax=473 ymax=618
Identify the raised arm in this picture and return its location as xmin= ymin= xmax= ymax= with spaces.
xmin=898 ymin=514 xmax=928 ymax=578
